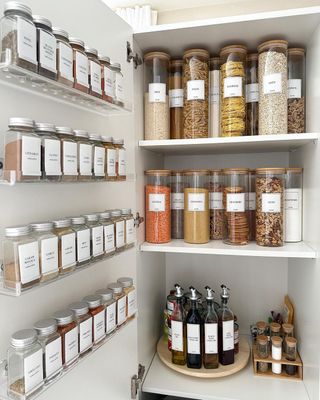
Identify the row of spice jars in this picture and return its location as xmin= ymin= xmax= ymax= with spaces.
xmin=3 ymin=209 xmax=136 ymax=293
xmin=7 ymin=278 xmax=136 ymax=399
xmin=0 ymin=2 xmax=125 ymax=105
xmin=144 ymin=43 xmax=305 ymax=140
xmin=145 ymin=168 xmax=302 ymax=247
xmin=3 ymin=118 xmax=126 ymax=182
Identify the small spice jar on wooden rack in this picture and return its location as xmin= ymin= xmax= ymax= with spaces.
xmin=288 ymin=48 xmax=305 ymax=133
xmin=52 ymin=218 xmax=76 ymax=274
xmin=95 ymin=288 xmax=117 ymax=335
xmin=285 ymin=168 xmax=303 ymax=243
xmin=285 ymin=337 xmax=297 ymax=376
xmin=83 ymin=294 xmax=106 ymax=345
xmin=99 ymin=55 xmax=113 ymax=102
xmin=70 ymin=216 xmax=91 ymax=267
xmin=270 ymin=322 xmax=281 ymax=337
xmin=69 ymin=37 xmax=89 ymax=93
xmin=74 ymin=130 xmax=93 ymax=181
xmin=256 ymin=321 xmax=267 ymax=336
xmin=257 ymin=335 xmax=269 ymax=373
xmin=52 ymin=28 xmax=73 ymax=87
xmin=99 ymin=212 xmax=116 ymax=257
xmin=169 ymin=59 xmax=184 ymax=139
xmin=111 ymin=210 xmax=126 ymax=252
xmin=271 ymin=336 xmax=283 ymax=374
xmin=121 ymin=208 xmax=135 ymax=249
xmin=118 ymin=277 xmax=136 ymax=319
xmin=83 ymin=214 xmax=104 ymax=260
xmin=69 ymin=301 xmax=93 ymax=356
xmin=282 ymin=323 xmax=294 ymax=354
xmin=55 ymin=126 xmax=78 ymax=181
xmin=108 ymin=282 xmax=127 ymax=327
xmin=245 ymin=53 xmax=259 ymax=135
xmin=89 ymin=134 xmax=105 ymax=180
xmin=209 ymin=169 xmax=224 ymax=240
xmin=85 ymin=46 xmax=102 ymax=98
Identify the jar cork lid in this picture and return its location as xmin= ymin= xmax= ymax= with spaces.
xmin=144 ymin=51 xmax=170 ymax=62
xmin=52 ymin=28 xmax=69 ymax=40
xmin=220 ymin=44 xmax=247 ymax=56
xmin=223 ymin=168 xmax=249 ymax=175
xmin=52 ymin=309 xmax=74 ymax=325
xmin=286 ymin=337 xmax=297 ymax=347
xmin=257 ymin=335 xmax=268 ymax=345
xmin=256 ymin=167 xmax=285 ymax=174
xmin=282 ymin=323 xmax=294 ymax=333
xmin=256 ymin=321 xmax=267 ymax=329
xmin=271 ymin=335 xmax=283 ymax=346
xmin=170 ymin=59 xmax=183 ymax=67
xmin=33 ymin=15 xmax=52 ymax=29
xmin=145 ymin=169 xmax=171 ymax=176
xmin=83 ymin=294 xmax=102 ymax=309
xmin=108 ymin=282 xmax=123 ymax=294
xmin=34 ymin=318 xmax=57 ymax=336
xmin=183 ymin=48 xmax=209 ymax=59
xmin=257 ymin=39 xmax=288 ymax=53
xmin=184 ymin=169 xmax=210 ymax=176
xmin=247 ymin=53 xmax=258 ymax=61
xmin=117 ymin=277 xmax=133 ymax=288
xmin=11 ymin=329 xmax=37 ymax=348
xmin=288 ymin=48 xmax=305 ymax=56
xmin=270 ymin=322 xmax=281 ymax=332
xmin=96 ymin=288 xmax=113 ymax=301
xmin=286 ymin=168 xmax=303 ymax=173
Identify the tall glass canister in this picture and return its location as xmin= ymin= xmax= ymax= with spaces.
xmin=171 ymin=171 xmax=185 ymax=239
xmin=209 ymin=169 xmax=224 ymax=240
xmin=169 ymin=59 xmax=184 ymax=139
xmin=248 ymin=169 xmax=256 ymax=241
xmin=288 ymin=48 xmax=305 ymax=133
xmin=209 ymin=57 xmax=220 ymax=137
xmin=285 ymin=168 xmax=303 ymax=243
xmin=245 ymin=53 xmax=259 ymax=135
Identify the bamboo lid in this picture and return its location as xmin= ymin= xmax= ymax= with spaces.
xmin=247 ymin=53 xmax=258 ymax=61
xmin=183 ymin=48 xmax=210 ymax=59
xmin=256 ymin=167 xmax=285 ymax=174
xmin=256 ymin=321 xmax=267 ymax=329
xmin=288 ymin=48 xmax=305 ymax=56
xmin=184 ymin=169 xmax=210 ymax=176
xmin=286 ymin=168 xmax=303 ymax=173
xmin=170 ymin=59 xmax=183 ymax=67
xmin=223 ymin=168 xmax=249 ymax=175
xmin=220 ymin=44 xmax=247 ymax=57
xmin=209 ymin=169 xmax=223 ymax=174
xmin=257 ymin=335 xmax=268 ymax=345
xmin=271 ymin=335 xmax=283 ymax=346
xmin=282 ymin=323 xmax=294 ymax=333
xmin=145 ymin=169 xmax=171 ymax=176
xmin=286 ymin=337 xmax=297 ymax=347
xmin=258 ymin=39 xmax=288 ymax=53
xmin=270 ymin=322 xmax=281 ymax=332
xmin=171 ymin=170 xmax=184 ymax=176
xmin=144 ymin=51 xmax=170 ymax=62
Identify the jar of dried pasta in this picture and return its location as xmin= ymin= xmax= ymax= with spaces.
xmin=169 ymin=59 xmax=184 ymax=139
xmin=245 ymin=53 xmax=259 ymax=135
xmin=220 ymin=45 xmax=247 ymax=137
xmin=256 ymin=168 xmax=285 ymax=247
xmin=183 ymin=48 xmax=209 ymax=138
xmin=288 ymin=48 xmax=305 ymax=133
xmin=69 ymin=37 xmax=89 ymax=93
xmin=209 ymin=169 xmax=224 ymax=240
xmin=101 ymin=136 xmax=116 ymax=180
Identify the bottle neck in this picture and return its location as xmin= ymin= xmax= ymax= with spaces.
xmin=221 ymin=298 xmax=229 ymax=308
xmin=190 ymin=299 xmax=197 ymax=310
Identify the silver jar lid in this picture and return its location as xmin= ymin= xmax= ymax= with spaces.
xmin=53 ymin=218 xmax=71 ymax=228
xmin=111 ymin=210 xmax=121 ymax=218
xmin=95 ymin=288 xmax=113 ymax=301
xmin=83 ymin=294 xmax=101 ymax=309
xmin=52 ymin=309 xmax=74 ymax=325
xmin=4 ymin=2 xmax=32 ymax=17
xmin=99 ymin=211 xmax=111 ymax=220
xmin=9 ymin=117 xmax=34 ymax=129
xmin=71 ymin=216 xmax=86 ymax=225
xmin=117 ymin=277 xmax=133 ymax=288
xmin=69 ymin=301 xmax=89 ymax=316
xmin=98 ymin=55 xmax=110 ymax=64
xmin=121 ymin=208 xmax=131 ymax=216
xmin=85 ymin=47 xmax=98 ymax=57
xmin=69 ymin=37 xmax=85 ymax=48
xmin=5 ymin=225 xmax=31 ymax=237
xmin=108 ymin=282 xmax=123 ymax=294
xmin=74 ymin=129 xmax=88 ymax=138
xmin=113 ymin=138 xmax=124 ymax=145
xmin=52 ymin=27 xmax=69 ymax=40
xmin=31 ymin=221 xmax=54 ymax=232
xmin=111 ymin=62 xmax=121 ymax=71
xmin=35 ymin=122 xmax=56 ymax=134
xmin=56 ymin=126 xmax=73 ymax=136
xmin=88 ymin=134 xmax=101 ymax=142
xmin=83 ymin=214 xmax=99 ymax=222
xmin=101 ymin=136 xmax=113 ymax=143
xmin=32 ymin=15 xmax=52 ymax=29
xmin=34 ymin=318 xmax=57 ymax=336
xmin=11 ymin=329 xmax=37 ymax=348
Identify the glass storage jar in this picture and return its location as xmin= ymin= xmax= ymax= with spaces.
xmin=52 ymin=218 xmax=76 ymax=274
xmin=144 ymin=51 xmax=170 ymax=140
xmin=52 ymin=28 xmax=73 ymax=87
xmin=183 ymin=48 xmax=209 ymax=138
xmin=121 ymin=208 xmax=135 ymax=249
xmin=34 ymin=318 xmax=63 ymax=384
xmin=30 ymin=222 xmax=58 ymax=282
xmin=169 ymin=59 xmax=184 ymax=139
xmin=256 ymin=321 xmax=267 ymax=336
xmin=209 ymin=169 xmax=224 ymax=240
xmin=3 ymin=225 xmax=40 ymax=292
xmin=0 ymin=2 xmax=37 ymax=71
xmin=99 ymin=212 xmax=116 ymax=257
xmin=69 ymin=302 xmax=93 ymax=356
xmin=74 ymin=130 xmax=92 ymax=181
xmin=71 ymin=216 xmax=91 ymax=267
xmin=101 ymin=136 xmax=116 ymax=181
xmin=33 ymin=15 xmax=56 ymax=80
xmin=220 ymin=44 xmax=247 ymax=137
xmin=170 ymin=171 xmax=185 ymax=239
xmin=7 ymin=329 xmax=44 ymax=399
xmin=248 ymin=169 xmax=256 ymax=241
xmin=209 ymin=56 xmax=220 ymax=137
xmin=288 ymin=48 xmax=305 ymax=133
xmin=285 ymin=337 xmax=297 ymax=376
xmin=285 ymin=168 xmax=303 ymax=243
xmin=184 ymin=169 xmax=210 ymax=244
xmin=55 ymin=126 xmax=78 ymax=181
xmin=256 ymin=168 xmax=285 ymax=247
xmin=99 ymin=55 xmax=113 ymax=102
xmin=282 ymin=323 xmax=294 ymax=350
xmin=112 ymin=62 xmax=124 ymax=106
xmin=108 ymin=282 xmax=127 ymax=327
xmin=4 ymin=117 xmax=41 ymax=182
xmin=258 ymin=40 xmax=288 ymax=135
xmin=35 ymin=122 xmax=61 ymax=181
xmin=83 ymin=214 xmax=104 ymax=260
xmin=257 ymin=335 xmax=269 ymax=373
xmin=85 ymin=46 xmax=102 ymax=98
xmin=270 ymin=322 xmax=281 ymax=337
xmin=89 ymin=134 xmax=105 ymax=180
xmin=95 ymin=288 xmax=117 ymax=335
xmin=111 ymin=210 xmax=126 ymax=252
xmin=271 ymin=336 xmax=282 ymax=374
xmin=83 ymin=295 xmax=106 ymax=345
xmin=117 ymin=277 xmax=136 ymax=319
xmin=223 ymin=168 xmax=249 ymax=245
xmin=245 ymin=53 xmax=259 ymax=135
xmin=69 ymin=37 xmax=89 ymax=93
xmin=145 ymin=170 xmax=171 ymax=244
xmin=113 ymin=138 xmax=126 ymax=180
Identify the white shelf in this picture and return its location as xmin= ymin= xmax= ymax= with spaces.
xmin=139 ymin=134 xmax=319 ymax=155
xmin=140 ymin=240 xmax=316 ymax=259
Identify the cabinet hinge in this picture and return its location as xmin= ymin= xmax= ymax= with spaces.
xmin=127 ymin=42 xmax=142 ymax=69
xmin=131 ymin=364 xmax=145 ymax=399
xmin=134 ymin=212 xmax=144 ymax=228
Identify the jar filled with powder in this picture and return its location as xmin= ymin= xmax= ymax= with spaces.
xmin=85 ymin=46 xmax=102 ymax=98
xmin=74 ymin=130 xmax=93 ymax=181
xmin=83 ymin=214 xmax=104 ymax=260
xmin=52 ymin=28 xmax=73 ymax=87
xmin=69 ymin=37 xmax=89 ymax=93
xmin=55 ymin=126 xmax=78 ymax=181
xmin=71 ymin=216 xmax=91 ymax=267
xmin=83 ymin=294 xmax=106 ymax=345
xmin=95 ymin=288 xmax=117 ymax=335
xmin=108 ymin=282 xmax=127 ymax=327
xmin=52 ymin=218 xmax=76 ymax=274
xmin=69 ymin=301 xmax=93 ymax=356
xmin=99 ymin=212 xmax=116 ymax=257
xmin=118 ymin=277 xmax=136 ymax=319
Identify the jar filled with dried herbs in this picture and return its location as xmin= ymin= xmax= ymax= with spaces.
xmin=56 ymin=126 xmax=78 ymax=181
xmin=171 ymin=171 xmax=185 ymax=239
xmin=53 ymin=28 xmax=73 ymax=87
xmin=85 ymin=46 xmax=102 ymax=98
xmin=52 ymin=218 xmax=76 ymax=274
xmin=245 ymin=54 xmax=259 ymax=135
xmin=248 ymin=169 xmax=256 ymax=241
xmin=209 ymin=169 xmax=224 ymax=240
xmin=169 ymin=59 xmax=184 ymax=139
xmin=209 ymin=57 xmax=220 ymax=137
xmin=69 ymin=37 xmax=89 ymax=93
xmin=288 ymin=48 xmax=305 ymax=133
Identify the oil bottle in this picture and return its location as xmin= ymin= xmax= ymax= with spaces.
xmin=203 ymin=286 xmax=219 ymax=369
xmin=218 ymin=284 xmax=235 ymax=365
xmin=171 ymin=284 xmax=186 ymax=365
xmin=186 ymin=286 xmax=202 ymax=369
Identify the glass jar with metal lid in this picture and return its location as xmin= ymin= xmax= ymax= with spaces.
xmin=69 ymin=37 xmax=89 ymax=93
xmin=246 ymin=53 xmax=259 ymax=135
xmin=83 ymin=214 xmax=104 ymax=260
xmin=55 ymin=126 xmax=78 ymax=181
xmin=52 ymin=218 xmax=76 ymax=274
xmin=33 ymin=15 xmax=56 ymax=80
xmin=118 ymin=277 xmax=136 ymax=319
xmin=71 ymin=216 xmax=91 ymax=267
xmin=83 ymin=294 xmax=106 ymax=345
xmin=95 ymin=288 xmax=117 ymax=335
xmin=89 ymin=134 xmax=105 ymax=180
xmin=99 ymin=212 xmax=115 ymax=257
xmin=288 ymin=48 xmax=305 ymax=133
xmin=285 ymin=168 xmax=303 ymax=243
xmin=52 ymin=28 xmax=73 ymax=87
xmin=4 ymin=117 xmax=41 ymax=182
xmin=99 ymin=55 xmax=113 ymax=102
xmin=170 ymin=170 xmax=185 ymax=239
xmin=108 ymin=282 xmax=127 ymax=327
xmin=101 ymin=136 xmax=116 ymax=181
xmin=69 ymin=301 xmax=93 ymax=356
xmin=35 ymin=122 xmax=61 ymax=181
xmin=74 ymin=130 xmax=92 ymax=181
xmin=209 ymin=169 xmax=224 ymax=240
xmin=169 ymin=59 xmax=183 ymax=139
xmin=7 ymin=328 xmax=44 ymax=399
xmin=85 ymin=46 xmax=102 ymax=98
xmin=34 ymin=318 xmax=62 ymax=384
xmin=112 ymin=62 xmax=124 ymax=107
xmin=0 ymin=2 xmax=37 ymax=72
xmin=30 ymin=222 xmax=58 ymax=282
xmin=113 ymin=138 xmax=126 ymax=180
xmin=209 ymin=57 xmax=220 ymax=137
xmin=111 ymin=210 xmax=126 ymax=252
xmin=121 ymin=209 xmax=135 ymax=249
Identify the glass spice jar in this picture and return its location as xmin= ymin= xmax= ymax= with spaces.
xmin=271 ymin=336 xmax=282 ymax=374
xmin=285 ymin=337 xmax=297 ymax=376
xmin=52 ymin=218 xmax=76 ymax=274
xmin=282 ymin=323 xmax=294 ymax=346
xmin=113 ymin=138 xmax=126 ymax=181
xmin=270 ymin=322 xmax=281 ymax=337
xmin=285 ymin=168 xmax=303 ymax=243
xmin=52 ymin=28 xmax=73 ymax=87
xmin=288 ymin=48 xmax=305 ymax=133
xmin=169 ymin=59 xmax=184 ymax=139
xmin=83 ymin=214 xmax=104 ymax=260
xmin=71 ymin=216 xmax=91 ymax=267
xmin=170 ymin=171 xmax=185 ymax=239
xmin=89 ymin=134 xmax=105 ymax=180
xmin=108 ymin=282 xmax=127 ymax=327
xmin=74 ymin=130 xmax=93 ymax=181
xmin=99 ymin=55 xmax=113 ymax=102
xmin=101 ymin=136 xmax=116 ymax=181
xmin=85 ymin=46 xmax=102 ymax=98
xmin=248 ymin=169 xmax=256 ymax=241
xmin=95 ymin=288 xmax=117 ymax=335
xmin=256 ymin=321 xmax=267 ymax=336
xmin=209 ymin=169 xmax=224 ymax=240
xmin=209 ymin=56 xmax=220 ymax=137
xmin=118 ymin=277 xmax=136 ymax=319
xmin=257 ymin=335 xmax=269 ymax=373
xmin=121 ymin=208 xmax=135 ymax=249
xmin=69 ymin=37 xmax=89 ymax=93
xmin=83 ymin=295 xmax=106 ymax=345
xmin=69 ymin=302 xmax=93 ymax=356
xmin=55 ymin=126 xmax=78 ymax=181
xmin=245 ymin=53 xmax=259 ymax=135
xmin=111 ymin=210 xmax=126 ymax=252
xmin=99 ymin=212 xmax=116 ymax=257
xmin=112 ymin=62 xmax=125 ymax=107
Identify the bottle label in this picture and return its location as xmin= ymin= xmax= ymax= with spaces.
xmin=262 ymin=193 xmax=281 ymax=213
xmin=104 ymin=67 xmax=115 ymax=98
xmin=104 ymin=224 xmax=115 ymax=253
xmin=106 ymin=302 xmax=116 ymax=333
xmin=117 ymin=296 xmax=127 ymax=325
xmin=204 ymin=323 xmax=218 ymax=354
xmin=17 ymin=19 xmax=37 ymax=64
xmin=288 ymin=79 xmax=302 ymax=99
xmin=58 ymin=42 xmax=73 ymax=81
xmin=61 ymin=233 xmax=76 ymax=269
xmin=126 ymin=218 xmax=135 ymax=244
xmin=224 ymin=77 xmax=242 ymax=98
xmin=21 ymin=136 xmax=41 ymax=176
xmin=187 ymin=80 xmax=205 ymax=100
xmin=90 ymin=60 xmax=102 ymax=95
xmin=210 ymin=192 xmax=223 ymax=210
xmin=169 ymin=89 xmax=183 ymax=108
xmin=94 ymin=310 xmax=106 ymax=342
xmin=171 ymin=193 xmax=184 ymax=210
xmin=263 ymin=73 xmax=282 ymax=94
xmin=45 ymin=337 xmax=62 ymax=379
xmin=41 ymin=236 xmax=58 ymax=275
xmin=149 ymin=193 xmax=166 ymax=212
xmin=79 ymin=317 xmax=92 ymax=352
xmin=116 ymin=73 xmax=124 ymax=102
xmin=187 ymin=323 xmax=200 ymax=354
xmin=149 ymin=83 xmax=166 ymax=103
xmin=92 ymin=226 xmax=104 ymax=257
xmin=210 ymin=70 xmax=220 ymax=104
xmin=223 ymin=320 xmax=234 ymax=351
xmin=118 ymin=149 xmax=126 ymax=176
xmin=107 ymin=149 xmax=116 ymax=176
xmin=63 ymin=141 xmax=78 ymax=175
xmin=116 ymin=220 xmax=125 ymax=248
xmin=285 ymin=188 xmax=301 ymax=210
xmin=23 ymin=349 xmax=43 ymax=395
xmin=79 ymin=143 xmax=92 ymax=176
xmin=44 ymin=139 xmax=61 ymax=176
xmin=39 ymin=30 xmax=56 ymax=73
xmin=64 ymin=326 xmax=78 ymax=364
xmin=249 ymin=192 xmax=256 ymax=210
xmin=246 ymin=83 xmax=259 ymax=103
xmin=77 ymin=229 xmax=91 ymax=262
xmin=188 ymin=193 xmax=205 ymax=212
xmin=226 ymin=193 xmax=245 ymax=212
xmin=75 ymin=51 xmax=89 ymax=87
xmin=18 ymin=241 xmax=40 ymax=284
xmin=127 ymin=289 xmax=136 ymax=317
xmin=167 ymin=300 xmax=175 ymax=313
xmin=171 ymin=320 xmax=183 ymax=352
xmin=94 ymin=146 xmax=105 ymax=176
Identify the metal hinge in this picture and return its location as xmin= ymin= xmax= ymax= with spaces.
xmin=131 ymin=364 xmax=145 ymax=399
xmin=134 ymin=212 xmax=144 ymax=228
xmin=127 ymin=42 xmax=142 ymax=69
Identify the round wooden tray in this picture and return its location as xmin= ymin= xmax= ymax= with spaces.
xmin=157 ymin=336 xmax=250 ymax=378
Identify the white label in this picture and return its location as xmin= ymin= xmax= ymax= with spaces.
xmin=210 ymin=192 xmax=223 ymax=210
xmin=21 ymin=136 xmax=41 ymax=176
xmin=45 ymin=337 xmax=62 ymax=379
xmin=149 ymin=194 xmax=166 ymax=212
xmin=116 ymin=72 xmax=124 ymax=102
xmin=187 ymin=80 xmax=205 ymax=100
xmin=93 ymin=310 xmax=106 ymax=342
xmin=285 ymin=189 xmax=300 ymax=211
xmin=92 ymin=226 xmax=104 ymax=257
xmin=94 ymin=146 xmax=105 ymax=176
xmin=116 ymin=221 xmax=125 ymax=248
xmin=227 ymin=193 xmax=245 ymax=212
xmin=263 ymin=73 xmax=282 ymax=94
xmin=79 ymin=143 xmax=92 ymax=176
xmin=249 ymin=192 xmax=256 ymax=210
xmin=104 ymin=224 xmax=115 ymax=253
xmin=44 ymin=139 xmax=61 ymax=176
xmin=126 ymin=218 xmax=135 ymax=244
xmin=76 ymin=229 xmax=91 ymax=262
xmin=41 ymin=237 xmax=58 ymax=276
xmin=63 ymin=141 xmax=78 ymax=175
xmin=187 ymin=324 xmax=200 ymax=355
xmin=246 ymin=83 xmax=259 ymax=103
xmin=171 ymin=320 xmax=183 ymax=352
xmin=188 ymin=193 xmax=205 ymax=212
xmin=106 ymin=302 xmax=116 ymax=333
xmin=61 ymin=233 xmax=76 ymax=269
xmin=127 ymin=289 xmax=136 ymax=317
xmin=171 ymin=193 xmax=184 ymax=210
xmin=210 ymin=70 xmax=220 ymax=104
xmin=149 ymin=83 xmax=166 ymax=103
xmin=39 ymin=30 xmax=56 ymax=72
xmin=224 ymin=76 xmax=243 ymax=98
xmin=90 ymin=60 xmax=102 ymax=94
xmin=272 ymin=344 xmax=282 ymax=360
xmin=79 ymin=318 xmax=92 ymax=352
xmin=118 ymin=149 xmax=126 ymax=176
xmin=117 ymin=296 xmax=127 ymax=325
xmin=262 ymin=193 xmax=281 ymax=213
xmin=64 ymin=327 xmax=78 ymax=364
xmin=223 ymin=320 xmax=234 ymax=351
xmin=58 ymin=42 xmax=73 ymax=81
xmin=204 ymin=323 xmax=218 ymax=354
xmin=107 ymin=149 xmax=116 ymax=176
xmin=285 ymin=188 xmax=302 ymax=242
xmin=18 ymin=242 xmax=40 ymax=284
xmin=17 ymin=19 xmax=37 ymax=64
xmin=24 ymin=349 xmax=43 ymax=394
xmin=104 ymin=66 xmax=115 ymax=98
xmin=169 ymin=89 xmax=183 ymax=107
xmin=75 ymin=52 xmax=89 ymax=87
xmin=288 ymin=79 xmax=302 ymax=99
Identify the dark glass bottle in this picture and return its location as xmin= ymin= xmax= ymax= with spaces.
xmin=218 ymin=285 xmax=235 ymax=365
xmin=186 ymin=287 xmax=202 ymax=369
xmin=203 ymin=286 xmax=219 ymax=369
xmin=171 ymin=284 xmax=186 ymax=365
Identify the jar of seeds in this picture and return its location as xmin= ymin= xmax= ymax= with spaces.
xmin=288 ymin=48 xmax=305 ymax=133
xmin=209 ymin=169 xmax=224 ymax=240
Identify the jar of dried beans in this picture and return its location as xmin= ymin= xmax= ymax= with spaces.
xmin=285 ymin=168 xmax=303 ymax=243
xmin=52 ymin=218 xmax=76 ymax=274
xmin=53 ymin=28 xmax=73 ymax=87
xmin=99 ymin=55 xmax=113 ymax=102
xmin=170 ymin=171 xmax=185 ymax=239
xmin=83 ymin=294 xmax=106 ymax=345
xmin=69 ymin=37 xmax=89 ymax=93
xmin=74 ymin=130 xmax=92 ymax=181
xmin=256 ymin=168 xmax=285 ymax=247
xmin=145 ymin=170 xmax=171 ymax=243
xmin=288 ymin=48 xmax=305 ymax=133
xmin=245 ymin=53 xmax=259 ymax=135
xmin=55 ymin=126 xmax=78 ymax=181
xmin=209 ymin=57 xmax=220 ymax=137
xmin=248 ymin=169 xmax=256 ymax=241
xmin=183 ymin=48 xmax=209 ymax=138
xmin=209 ymin=169 xmax=224 ymax=240
xmin=169 ymin=59 xmax=184 ymax=139
xmin=85 ymin=46 xmax=102 ymax=98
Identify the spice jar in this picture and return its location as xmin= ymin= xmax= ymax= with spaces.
xmin=69 ymin=302 xmax=93 ymax=356
xmin=209 ymin=169 xmax=224 ymax=240
xmin=144 ymin=51 xmax=170 ymax=140
xmin=184 ymin=169 xmax=210 ymax=244
xmin=220 ymin=45 xmax=247 ymax=137
xmin=258 ymin=40 xmax=288 ymax=135
xmin=108 ymin=282 xmax=127 ymax=327
xmin=169 ymin=59 xmax=184 ymax=139
xmin=171 ymin=171 xmax=185 ymax=239
xmin=113 ymin=138 xmax=126 ymax=180
xmin=257 ymin=335 xmax=269 ymax=373
xmin=33 ymin=15 xmax=56 ymax=80
xmin=183 ymin=48 xmax=209 ymax=138
xmin=282 ymin=324 xmax=294 ymax=341
xmin=256 ymin=321 xmax=267 ymax=336
xmin=0 ymin=2 xmax=37 ymax=71
xmin=52 ymin=28 xmax=73 ymax=87
xmin=7 ymin=329 xmax=44 ymax=399
xmin=4 ymin=117 xmax=41 ymax=182
xmin=35 ymin=122 xmax=61 ymax=182
xmin=248 ymin=169 xmax=256 ymax=241
xmin=55 ymin=126 xmax=78 ymax=181
xmin=223 ymin=168 xmax=249 ymax=245
xmin=111 ymin=210 xmax=126 ymax=252
xmin=245 ymin=54 xmax=259 ymax=135
xmin=101 ymin=136 xmax=116 ymax=181
xmin=84 ymin=214 xmax=104 ymax=260
xmin=285 ymin=337 xmax=297 ymax=376
xmin=145 ymin=170 xmax=171 ymax=244
xmin=52 ymin=309 xmax=79 ymax=368
xmin=270 ymin=322 xmax=281 ymax=337
xmin=30 ymin=222 xmax=58 ymax=282
xmin=209 ymin=57 xmax=220 ymax=137
xmin=3 ymin=225 xmax=40 ymax=292
xmin=118 ymin=277 xmax=136 ymax=319
xmin=69 ymin=37 xmax=89 ymax=93
xmin=99 ymin=55 xmax=113 ymax=102
xmin=256 ymin=168 xmax=285 ymax=247
xmin=95 ymin=288 xmax=117 ymax=335
xmin=85 ymin=46 xmax=102 ymax=98
xmin=89 ymin=134 xmax=105 ymax=180
xmin=74 ymin=130 xmax=92 ymax=181
xmin=285 ymin=168 xmax=303 ymax=243
xmin=52 ymin=218 xmax=76 ymax=274
xmin=271 ymin=336 xmax=282 ymax=374
xmin=121 ymin=209 xmax=135 ymax=249
xmin=288 ymin=48 xmax=305 ymax=133
xmin=34 ymin=318 xmax=62 ymax=384
xmin=112 ymin=62 xmax=124 ymax=107
xmin=71 ymin=216 xmax=91 ymax=267
xmin=99 ymin=212 xmax=116 ymax=257
xmin=83 ymin=295 xmax=106 ymax=345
